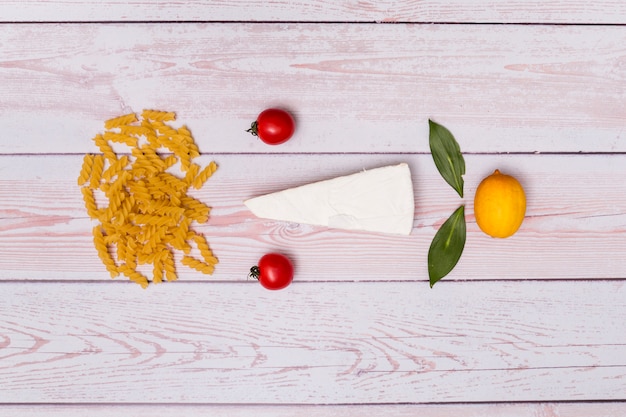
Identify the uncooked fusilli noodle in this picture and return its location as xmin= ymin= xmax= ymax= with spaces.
xmin=89 ymin=154 xmax=105 ymax=189
xmin=93 ymin=134 xmax=118 ymax=163
xmin=104 ymin=112 xmax=138 ymax=129
xmin=193 ymin=161 xmax=218 ymax=190
xmin=181 ymin=255 xmax=215 ymax=275
xmin=78 ymin=110 xmax=219 ymax=288
xmin=142 ymin=109 xmax=176 ymax=122
xmin=78 ymin=154 xmax=95 ymax=186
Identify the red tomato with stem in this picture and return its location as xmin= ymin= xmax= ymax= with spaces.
xmin=249 ymin=253 xmax=294 ymax=290
xmin=247 ymin=108 xmax=295 ymax=145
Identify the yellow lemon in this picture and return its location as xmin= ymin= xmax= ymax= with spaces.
xmin=474 ymin=169 xmax=526 ymax=238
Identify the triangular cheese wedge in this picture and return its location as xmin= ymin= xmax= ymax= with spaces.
xmin=244 ymin=163 xmax=414 ymax=235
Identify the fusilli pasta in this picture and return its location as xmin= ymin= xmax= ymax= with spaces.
xmin=78 ymin=110 xmax=219 ymax=288
xmin=193 ymin=161 xmax=218 ymax=190
xmin=181 ymin=256 xmax=215 ymax=275
xmin=78 ymin=154 xmax=95 ymax=186
xmin=104 ymin=112 xmax=138 ymax=129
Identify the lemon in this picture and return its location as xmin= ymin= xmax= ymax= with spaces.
xmin=474 ymin=169 xmax=526 ymax=238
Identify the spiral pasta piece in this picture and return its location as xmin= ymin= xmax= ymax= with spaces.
xmin=142 ymin=109 xmax=176 ymax=122
xmin=153 ymin=258 xmax=164 ymax=284
xmin=184 ymin=163 xmax=201 ymax=185
xmin=105 ymin=112 xmax=138 ymax=129
xmin=93 ymin=134 xmax=118 ymax=163
xmin=93 ymin=226 xmax=119 ymax=278
xmin=181 ymin=256 xmax=215 ymax=275
xmin=163 ymin=249 xmax=177 ymax=282
xmin=181 ymin=196 xmax=210 ymax=223
xmin=118 ymin=124 xmax=152 ymax=137
xmin=193 ymin=161 xmax=218 ymax=190
xmin=81 ymin=187 xmax=100 ymax=219
xmin=102 ymin=155 xmax=130 ymax=182
xmin=119 ymin=264 xmax=149 ymax=289
xmin=78 ymin=110 xmax=219 ymax=288
xmin=192 ymin=233 xmax=219 ymax=266
xmin=89 ymin=155 xmax=105 ymax=189
xmin=78 ymin=154 xmax=95 ymax=186
xmin=104 ymin=131 xmax=138 ymax=147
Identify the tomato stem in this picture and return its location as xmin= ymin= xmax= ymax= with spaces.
xmin=246 ymin=121 xmax=259 ymax=137
xmin=248 ymin=265 xmax=260 ymax=280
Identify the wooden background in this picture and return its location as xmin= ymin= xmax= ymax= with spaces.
xmin=1 ymin=1 xmax=625 ymax=416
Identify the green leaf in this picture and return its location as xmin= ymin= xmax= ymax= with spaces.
xmin=428 ymin=119 xmax=466 ymax=198
xmin=428 ymin=205 xmax=466 ymax=288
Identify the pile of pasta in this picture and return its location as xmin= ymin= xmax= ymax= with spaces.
xmin=78 ymin=110 xmax=218 ymax=288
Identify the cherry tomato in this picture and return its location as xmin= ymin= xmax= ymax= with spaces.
xmin=247 ymin=108 xmax=295 ymax=145
xmin=249 ymin=253 xmax=294 ymax=290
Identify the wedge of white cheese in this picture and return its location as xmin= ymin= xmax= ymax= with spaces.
xmin=244 ymin=163 xmax=414 ymax=235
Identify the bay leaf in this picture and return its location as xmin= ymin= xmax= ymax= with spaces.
xmin=428 ymin=205 xmax=466 ymax=287
xmin=428 ymin=119 xmax=465 ymax=198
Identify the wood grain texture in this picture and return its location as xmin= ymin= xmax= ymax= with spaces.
xmin=1 ymin=23 xmax=625 ymax=154
xmin=1 ymin=0 xmax=625 ymax=413
xmin=3 ymin=403 xmax=626 ymax=417
xmin=1 ymin=154 xmax=625 ymax=282
xmin=0 ymin=281 xmax=624 ymax=404
xmin=2 ymin=1 xmax=626 ymax=24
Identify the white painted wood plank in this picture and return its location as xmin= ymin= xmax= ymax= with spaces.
xmin=2 ymin=154 xmax=625 ymax=282
xmin=3 ymin=403 xmax=626 ymax=417
xmin=0 ymin=281 xmax=624 ymax=403
xmin=1 ymin=23 xmax=625 ymax=154
xmin=1 ymin=1 xmax=626 ymax=24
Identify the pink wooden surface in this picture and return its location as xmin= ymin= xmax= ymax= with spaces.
xmin=1 ymin=281 xmax=624 ymax=403
xmin=3 ymin=403 xmax=626 ymax=417
xmin=0 ymin=1 xmax=625 ymax=416
xmin=2 ymin=1 xmax=626 ymax=23
xmin=1 ymin=24 xmax=625 ymax=154
xmin=2 ymin=154 xmax=626 ymax=282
